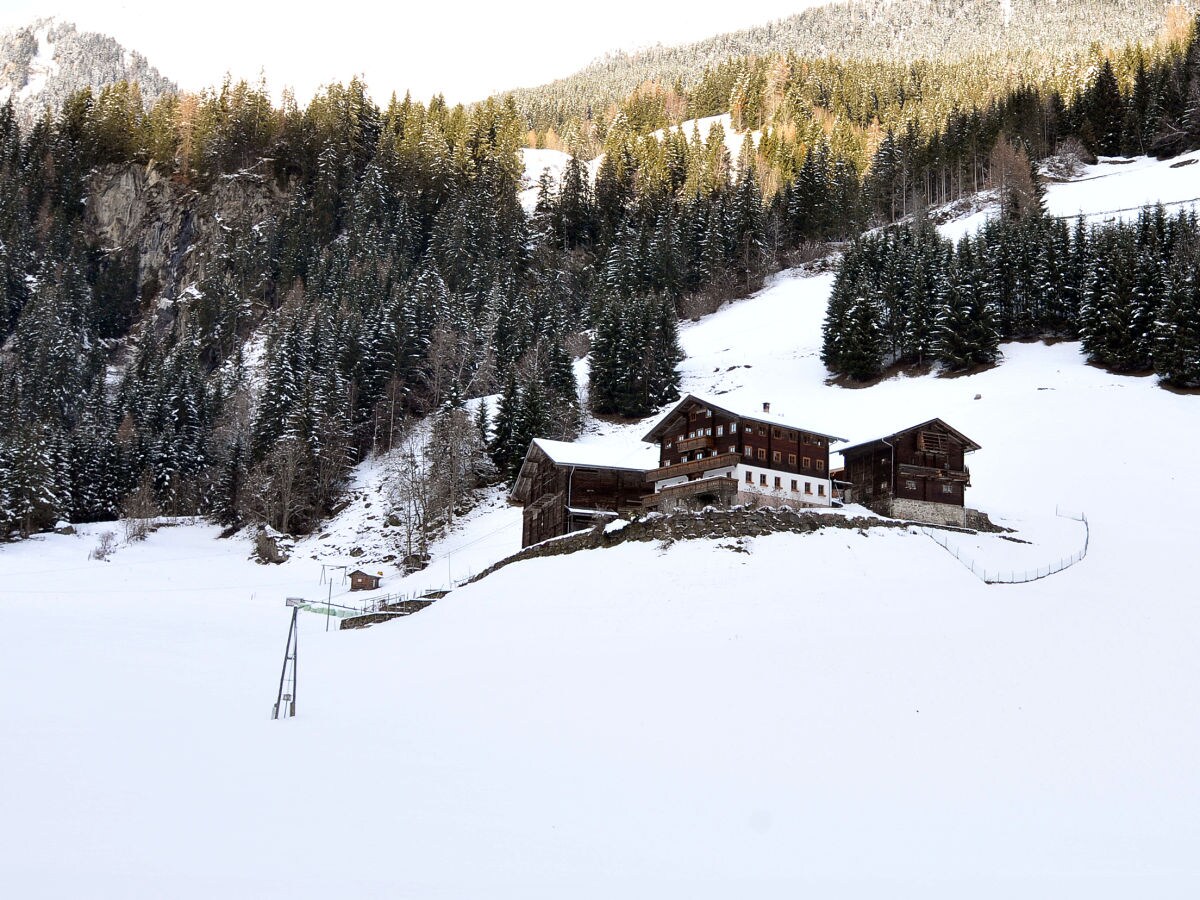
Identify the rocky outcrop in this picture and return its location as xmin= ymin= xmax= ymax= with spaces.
xmin=84 ymin=163 xmax=285 ymax=322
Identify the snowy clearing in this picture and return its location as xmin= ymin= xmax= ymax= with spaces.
xmin=4 ymin=145 xmax=1200 ymax=897
xmin=941 ymin=148 xmax=1200 ymax=241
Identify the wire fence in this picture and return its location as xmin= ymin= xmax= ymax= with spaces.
xmin=921 ymin=508 xmax=1089 ymax=584
xmin=355 ymin=576 xmax=472 ymax=616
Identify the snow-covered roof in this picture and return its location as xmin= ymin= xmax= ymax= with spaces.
xmin=837 ymin=418 xmax=982 ymax=456
xmin=530 ymin=438 xmax=656 ymax=472
xmin=642 ymin=393 xmax=847 ymax=444
xmin=510 ymin=439 xmax=657 ymax=505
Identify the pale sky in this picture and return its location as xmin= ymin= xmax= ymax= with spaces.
xmin=0 ymin=1 xmax=825 ymax=104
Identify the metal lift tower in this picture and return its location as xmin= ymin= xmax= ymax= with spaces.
xmin=272 ymin=598 xmax=303 ymax=719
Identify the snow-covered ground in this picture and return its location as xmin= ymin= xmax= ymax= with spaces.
xmin=518 ymin=113 xmax=760 ymax=212
xmin=4 ymin=148 xmax=1200 ymax=897
xmin=941 ymin=148 xmax=1200 ymax=240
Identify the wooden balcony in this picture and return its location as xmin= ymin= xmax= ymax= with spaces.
xmin=643 ymin=476 xmax=740 ymax=512
xmin=676 ymin=434 xmax=714 ymax=453
xmin=647 ymin=452 xmax=742 ymax=484
xmin=898 ymin=463 xmax=971 ymax=484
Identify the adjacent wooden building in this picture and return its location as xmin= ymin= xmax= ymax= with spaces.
xmin=349 ymin=569 xmax=383 ymax=592
xmin=510 ymin=439 xmax=653 ymax=548
xmin=642 ymin=394 xmax=846 ymax=513
xmin=837 ymin=418 xmax=983 ymax=526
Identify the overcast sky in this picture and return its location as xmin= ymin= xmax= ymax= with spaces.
xmin=0 ymin=1 xmax=825 ymax=104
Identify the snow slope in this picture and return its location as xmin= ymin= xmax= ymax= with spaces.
xmin=518 ymin=113 xmax=761 ymax=212
xmin=941 ymin=148 xmax=1200 ymax=240
xmin=4 ymin=148 xmax=1200 ymax=896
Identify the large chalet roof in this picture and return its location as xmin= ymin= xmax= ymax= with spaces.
xmin=836 ymin=418 xmax=982 ymax=456
xmin=510 ymin=438 xmax=656 ymax=504
xmin=528 ymin=438 xmax=656 ymax=472
xmin=642 ymin=393 xmax=847 ymax=444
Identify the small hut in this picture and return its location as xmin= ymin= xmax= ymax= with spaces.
xmin=349 ymin=570 xmax=383 ymax=592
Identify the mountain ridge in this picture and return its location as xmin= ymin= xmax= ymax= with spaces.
xmin=0 ymin=17 xmax=176 ymax=126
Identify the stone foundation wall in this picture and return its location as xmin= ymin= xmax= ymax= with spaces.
xmin=873 ymin=498 xmax=1001 ymax=532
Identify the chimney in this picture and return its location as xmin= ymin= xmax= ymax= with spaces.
xmin=762 ymin=402 xmax=771 ymax=414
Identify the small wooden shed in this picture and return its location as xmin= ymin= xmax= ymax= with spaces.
xmin=349 ymin=569 xmax=383 ymax=592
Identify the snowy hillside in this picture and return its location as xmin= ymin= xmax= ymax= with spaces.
xmin=5 ymin=145 xmax=1200 ymax=895
xmin=941 ymin=148 xmax=1200 ymax=240
xmin=0 ymin=18 xmax=176 ymax=126
xmin=519 ymin=113 xmax=760 ymax=212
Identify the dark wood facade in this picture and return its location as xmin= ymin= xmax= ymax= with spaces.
xmin=349 ymin=570 xmax=383 ymax=592
xmin=838 ymin=419 xmax=980 ymax=508
xmin=510 ymin=440 xmax=649 ymax=548
xmin=641 ymin=395 xmax=844 ymax=509
xmin=647 ymin=397 xmax=835 ymax=478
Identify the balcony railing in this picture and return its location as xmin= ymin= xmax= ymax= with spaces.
xmin=676 ymin=435 xmax=714 ymax=453
xmin=647 ymin=452 xmax=742 ymax=484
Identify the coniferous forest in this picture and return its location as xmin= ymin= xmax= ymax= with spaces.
xmin=2 ymin=13 xmax=1200 ymax=540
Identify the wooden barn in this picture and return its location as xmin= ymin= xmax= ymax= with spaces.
xmin=837 ymin=419 xmax=983 ymax=526
xmin=349 ymin=569 xmax=383 ymax=592
xmin=510 ymin=439 xmax=653 ymax=548
xmin=642 ymin=394 xmax=846 ymax=513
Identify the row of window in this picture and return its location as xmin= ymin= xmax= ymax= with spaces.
xmin=674 ymin=420 xmax=828 ymax=446
xmin=741 ymin=446 xmax=824 ymax=469
xmin=899 ymin=479 xmax=957 ymax=494
xmin=744 ymin=470 xmax=826 ymax=497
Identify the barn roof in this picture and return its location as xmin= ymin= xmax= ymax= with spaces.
xmin=836 ymin=418 xmax=982 ymax=456
xmin=510 ymin=438 xmax=656 ymax=504
xmin=530 ymin=438 xmax=656 ymax=472
xmin=641 ymin=393 xmax=847 ymax=444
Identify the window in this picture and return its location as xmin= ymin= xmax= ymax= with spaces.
xmin=774 ymin=476 xmax=782 ymax=489
xmin=730 ymin=423 xmax=738 ymax=433
xmin=788 ymin=431 xmax=796 ymax=441
xmin=688 ymin=431 xmax=695 ymax=439
xmin=791 ymin=480 xmax=798 ymax=491
xmin=729 ymin=445 xmax=736 ymax=453
xmin=818 ymin=484 xmax=825 ymax=497
xmin=759 ymin=426 xmax=767 ymax=436
xmin=816 ymin=460 xmax=824 ymax=471
xmin=745 ymin=471 xmax=753 ymax=484
xmin=802 ymin=456 xmax=811 ymax=468
xmin=788 ymin=453 xmax=797 ymax=465
xmin=759 ymin=474 xmax=768 ymax=486
xmin=905 ymin=479 xmax=917 ymax=490
xmin=757 ymin=448 xmax=767 ymax=460
xmin=666 ymin=441 xmax=673 ymax=448
xmin=705 ymin=410 xmax=712 ymax=417
xmin=705 ymin=428 xmax=712 ymax=436
xmin=772 ymin=451 xmax=782 ymax=463
xmin=744 ymin=447 xmax=753 ymax=458
xmin=678 ymin=434 xmax=684 ymax=442
xmin=772 ymin=427 xmax=782 ymax=439
xmin=804 ymin=482 xmax=813 ymax=494
xmin=680 ymin=454 xmax=688 ymax=463
xmin=716 ymin=425 xmax=724 ymax=436
xmin=942 ymin=483 xmax=954 ymax=494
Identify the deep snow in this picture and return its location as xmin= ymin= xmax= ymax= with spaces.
xmin=4 ymin=146 xmax=1200 ymax=897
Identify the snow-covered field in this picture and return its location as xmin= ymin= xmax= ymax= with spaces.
xmin=518 ymin=112 xmax=760 ymax=212
xmin=4 ymin=151 xmax=1200 ymax=897
xmin=942 ymin=148 xmax=1200 ymax=240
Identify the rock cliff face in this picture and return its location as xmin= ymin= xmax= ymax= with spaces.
xmin=84 ymin=163 xmax=285 ymax=311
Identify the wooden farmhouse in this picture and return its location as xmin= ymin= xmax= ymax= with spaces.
xmin=836 ymin=419 xmax=984 ymax=527
xmin=349 ymin=569 xmax=383 ymax=592
xmin=642 ymin=394 xmax=846 ymax=514
xmin=510 ymin=439 xmax=653 ymax=548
